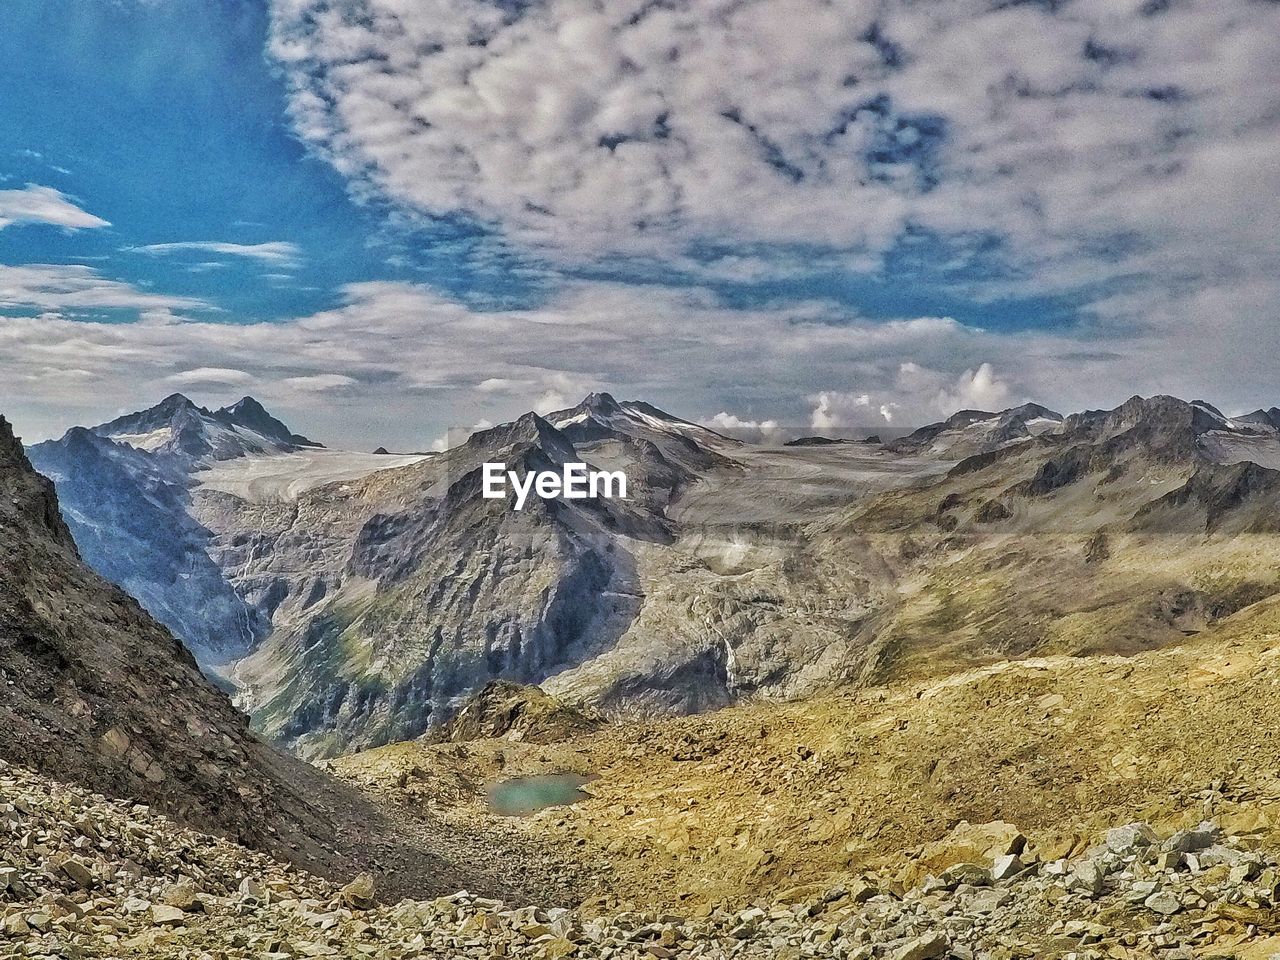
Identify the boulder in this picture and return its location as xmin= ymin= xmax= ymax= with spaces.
xmin=341 ymin=872 xmax=377 ymax=911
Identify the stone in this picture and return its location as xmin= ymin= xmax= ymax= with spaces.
xmin=892 ymin=932 xmax=949 ymax=960
xmin=992 ymin=854 xmax=1024 ymax=881
xmin=151 ymin=903 xmax=187 ymax=926
xmin=59 ymin=856 xmax=95 ymax=888
xmin=1167 ymin=825 xmax=1218 ymax=853
xmin=1105 ymin=823 xmax=1157 ymax=854
xmin=1070 ymin=860 xmax=1105 ymax=896
xmin=341 ymin=872 xmax=377 ymax=910
xmin=161 ymin=880 xmax=202 ymax=912
xmin=2 ymin=913 xmax=30 ymax=936
xmin=1144 ymin=891 xmax=1181 ymax=916
xmin=941 ymin=863 xmax=992 ymax=888
xmin=540 ymin=937 xmax=578 ymax=958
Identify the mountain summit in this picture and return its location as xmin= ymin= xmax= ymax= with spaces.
xmin=25 ymin=393 xmax=324 ymax=664
xmin=91 ymin=393 xmax=321 ymax=465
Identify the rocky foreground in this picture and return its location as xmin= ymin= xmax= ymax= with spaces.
xmin=6 ymin=758 xmax=1280 ymax=959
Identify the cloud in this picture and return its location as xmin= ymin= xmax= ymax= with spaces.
xmin=265 ymin=0 xmax=1280 ymax=417
xmin=935 ymin=362 xmax=1011 ymax=414
xmin=267 ymin=0 xmax=1280 ymax=290
xmin=431 ymin=419 xmax=494 ymax=453
xmin=0 ymin=185 xmax=109 ymax=231
xmin=4 ymin=275 xmax=1279 ymax=452
xmin=131 ymin=241 xmax=303 ymax=268
xmin=702 ymin=411 xmax=780 ymax=443
xmin=0 ymin=264 xmax=208 ymax=314
xmin=809 ymin=392 xmax=883 ymax=431
xmin=808 ymin=362 xmax=1015 ymax=432
xmin=165 ymin=367 xmax=255 ymax=387
xmin=282 ymin=373 xmax=358 ymax=393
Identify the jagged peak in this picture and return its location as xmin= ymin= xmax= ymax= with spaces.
xmin=222 ymin=395 xmax=267 ymax=416
xmin=157 ymin=391 xmax=198 ymax=409
xmin=213 ymin=396 xmax=321 ymax=448
xmin=0 ymin=415 xmax=25 ymax=467
xmin=580 ymin=391 xmax=621 ymax=413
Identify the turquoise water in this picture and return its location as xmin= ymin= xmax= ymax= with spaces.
xmin=486 ymin=773 xmax=595 ymax=816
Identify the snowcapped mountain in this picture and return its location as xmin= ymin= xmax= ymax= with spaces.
xmin=547 ymin=393 xmax=738 ymax=501
xmin=886 ymin=402 xmax=1064 ymax=458
xmin=27 ymin=394 xmax=330 ymax=665
xmin=25 ymin=389 xmax=1280 ymax=762
xmin=92 ymin=393 xmax=322 ymax=466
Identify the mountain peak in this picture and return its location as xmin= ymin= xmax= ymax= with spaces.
xmin=225 ymin=395 xmax=267 ymax=415
xmin=581 ymin=391 xmax=621 ymax=413
xmin=213 ymin=396 xmax=321 ymax=449
xmin=0 ymin=415 xmax=24 ymax=467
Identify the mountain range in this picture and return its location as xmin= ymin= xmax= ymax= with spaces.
xmin=23 ymin=389 xmax=1280 ymax=758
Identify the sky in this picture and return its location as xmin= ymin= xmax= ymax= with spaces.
xmin=1 ymin=0 xmax=1279 ymax=449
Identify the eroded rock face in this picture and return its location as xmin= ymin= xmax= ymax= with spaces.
xmin=428 ymin=681 xmax=601 ymax=745
xmin=226 ymin=414 xmax=672 ymax=757
xmin=0 ymin=415 xmax=333 ymax=864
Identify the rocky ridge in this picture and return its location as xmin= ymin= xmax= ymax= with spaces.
xmin=25 ymin=391 xmax=1280 ymax=758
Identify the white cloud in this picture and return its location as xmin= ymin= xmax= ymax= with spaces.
xmin=4 ymin=275 xmax=1279 ymax=451
xmin=810 ymin=392 xmax=874 ymax=431
xmin=809 ymin=362 xmax=1014 ymax=432
xmin=431 ymin=419 xmax=494 ymax=452
xmin=935 ymin=363 xmax=1011 ymax=414
xmin=264 ymin=0 xmax=1280 ymax=415
xmin=132 ymin=241 xmax=303 ymax=268
xmin=702 ymin=411 xmax=781 ymax=443
xmin=165 ymin=367 xmax=255 ymax=387
xmin=0 ymin=185 xmax=109 ymax=231
xmin=0 ymin=264 xmax=207 ymax=314
xmin=282 ymin=373 xmax=358 ymax=393
xmin=266 ymin=0 xmax=1280 ymax=292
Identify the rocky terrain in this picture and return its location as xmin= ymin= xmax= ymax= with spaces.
xmin=0 ymin=413 xmax=602 ymax=906
xmin=24 ymin=391 xmax=1280 ymax=761
xmin=11 ymin=387 xmax=1280 ymax=954
xmin=10 ymin=665 xmax=1280 ymax=959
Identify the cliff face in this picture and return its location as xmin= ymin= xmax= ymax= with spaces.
xmin=0 ymin=415 xmax=335 ymax=864
xmin=227 ymin=415 xmax=672 ymax=758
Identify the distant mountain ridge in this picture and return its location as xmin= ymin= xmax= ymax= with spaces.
xmin=91 ymin=392 xmax=322 ymax=466
xmin=21 ymin=389 xmax=1280 ymax=760
xmin=26 ymin=393 xmax=327 ymax=664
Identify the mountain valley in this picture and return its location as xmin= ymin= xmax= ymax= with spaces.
xmin=9 ymin=393 xmax=1280 ymax=957
xmin=23 ymin=391 xmax=1280 ymax=760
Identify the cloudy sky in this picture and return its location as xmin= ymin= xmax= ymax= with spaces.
xmin=2 ymin=0 xmax=1278 ymax=448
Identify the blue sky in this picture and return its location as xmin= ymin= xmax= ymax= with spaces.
xmin=0 ymin=0 xmax=544 ymax=321
xmin=2 ymin=0 xmax=1278 ymax=448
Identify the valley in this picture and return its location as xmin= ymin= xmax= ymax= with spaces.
xmin=7 ymin=392 xmax=1280 ymax=957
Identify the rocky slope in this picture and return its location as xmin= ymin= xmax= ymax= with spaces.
xmin=26 ymin=426 xmax=268 ymax=663
xmin=1 ymin=415 xmax=584 ymax=904
xmin=0 ymin=414 xmax=336 ymax=859
xmin=26 ymin=390 xmax=1280 ymax=760
xmin=809 ymin=394 xmax=1280 ymax=683
xmin=7 ymin=750 xmax=1280 ymax=959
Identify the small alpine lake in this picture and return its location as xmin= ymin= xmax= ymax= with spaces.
xmin=485 ymin=773 xmax=596 ymax=817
